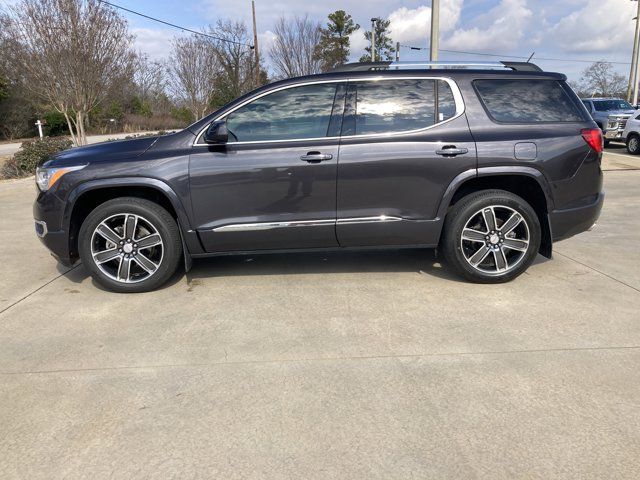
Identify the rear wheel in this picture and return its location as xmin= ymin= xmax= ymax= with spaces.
xmin=627 ymin=134 xmax=640 ymax=154
xmin=78 ymin=197 xmax=182 ymax=293
xmin=441 ymin=190 xmax=541 ymax=283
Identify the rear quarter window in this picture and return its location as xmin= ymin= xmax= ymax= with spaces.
xmin=474 ymin=79 xmax=585 ymax=123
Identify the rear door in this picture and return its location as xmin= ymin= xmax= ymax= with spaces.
xmin=335 ymin=77 xmax=476 ymax=247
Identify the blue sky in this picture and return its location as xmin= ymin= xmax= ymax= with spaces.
xmin=2 ymin=0 xmax=636 ymax=81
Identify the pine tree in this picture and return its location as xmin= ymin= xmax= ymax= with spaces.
xmin=314 ymin=10 xmax=360 ymax=72
xmin=359 ymin=18 xmax=395 ymax=62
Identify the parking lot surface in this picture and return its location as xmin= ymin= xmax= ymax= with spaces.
xmin=1 ymin=150 xmax=639 ymax=479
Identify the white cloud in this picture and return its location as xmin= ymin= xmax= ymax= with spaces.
xmin=257 ymin=30 xmax=277 ymax=59
xmin=443 ymin=0 xmax=532 ymax=52
xmin=547 ymin=0 xmax=635 ymax=54
xmin=132 ymin=27 xmax=176 ymax=60
xmin=388 ymin=1 xmax=463 ymax=45
xmin=349 ymin=30 xmax=369 ymax=57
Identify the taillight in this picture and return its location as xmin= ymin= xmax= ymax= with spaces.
xmin=581 ymin=128 xmax=603 ymax=154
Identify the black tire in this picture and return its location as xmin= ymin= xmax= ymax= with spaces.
xmin=627 ymin=134 xmax=640 ymax=155
xmin=603 ymin=139 xmax=610 ymax=148
xmin=78 ymin=197 xmax=182 ymax=293
xmin=441 ymin=189 xmax=541 ymax=284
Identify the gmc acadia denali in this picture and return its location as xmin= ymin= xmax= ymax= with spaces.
xmin=33 ymin=61 xmax=604 ymax=292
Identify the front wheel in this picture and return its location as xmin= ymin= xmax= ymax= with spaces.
xmin=627 ymin=134 xmax=640 ymax=155
xmin=78 ymin=197 xmax=182 ymax=293
xmin=441 ymin=190 xmax=541 ymax=283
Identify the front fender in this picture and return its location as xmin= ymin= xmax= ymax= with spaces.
xmin=63 ymin=177 xmax=204 ymax=255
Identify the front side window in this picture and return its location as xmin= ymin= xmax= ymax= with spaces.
xmin=225 ymin=83 xmax=338 ymax=142
xmin=474 ymin=79 xmax=585 ymax=123
xmin=348 ymin=79 xmax=457 ymax=136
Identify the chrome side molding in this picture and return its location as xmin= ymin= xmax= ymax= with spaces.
xmin=336 ymin=215 xmax=402 ymax=225
xmin=212 ymin=215 xmax=403 ymax=233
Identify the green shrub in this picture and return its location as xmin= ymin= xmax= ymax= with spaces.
xmin=1 ymin=137 xmax=73 ymax=179
xmin=42 ymin=110 xmax=69 ymax=136
xmin=171 ymin=106 xmax=194 ymax=125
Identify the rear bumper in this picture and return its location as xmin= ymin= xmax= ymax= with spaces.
xmin=549 ymin=192 xmax=604 ymax=242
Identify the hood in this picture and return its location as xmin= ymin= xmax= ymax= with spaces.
xmin=43 ymin=136 xmax=159 ymax=168
xmin=607 ymin=110 xmax=635 ymax=117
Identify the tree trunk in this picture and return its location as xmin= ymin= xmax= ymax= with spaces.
xmin=75 ymin=111 xmax=87 ymax=146
xmin=62 ymin=110 xmax=79 ymax=146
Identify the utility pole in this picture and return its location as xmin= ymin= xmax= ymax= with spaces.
xmin=396 ymin=42 xmax=400 ymax=62
xmin=370 ymin=18 xmax=377 ymax=62
xmin=430 ymin=0 xmax=439 ymax=61
xmin=628 ymin=1 xmax=640 ymax=101
xmin=251 ymin=1 xmax=260 ymax=86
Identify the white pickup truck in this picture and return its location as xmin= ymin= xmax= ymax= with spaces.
xmin=581 ymin=98 xmax=635 ymax=147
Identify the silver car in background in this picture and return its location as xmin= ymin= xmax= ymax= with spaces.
xmin=581 ymin=98 xmax=636 ymax=146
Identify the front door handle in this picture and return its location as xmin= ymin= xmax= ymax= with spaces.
xmin=435 ymin=146 xmax=469 ymax=157
xmin=300 ymin=152 xmax=333 ymax=163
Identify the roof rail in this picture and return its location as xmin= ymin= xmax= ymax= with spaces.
xmin=332 ymin=60 xmax=542 ymax=73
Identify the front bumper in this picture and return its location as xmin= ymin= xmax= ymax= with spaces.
xmin=549 ymin=192 xmax=604 ymax=242
xmin=33 ymin=191 xmax=74 ymax=266
xmin=603 ymin=129 xmax=625 ymax=140
xmin=33 ymin=222 xmax=75 ymax=266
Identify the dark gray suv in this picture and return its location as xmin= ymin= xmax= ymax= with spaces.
xmin=33 ymin=61 xmax=604 ymax=292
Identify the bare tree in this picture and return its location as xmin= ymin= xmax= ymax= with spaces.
xmin=3 ymin=0 xmax=135 ymax=145
xmin=270 ymin=15 xmax=322 ymax=79
xmin=209 ymin=20 xmax=264 ymax=107
xmin=134 ymin=53 xmax=166 ymax=103
xmin=575 ymin=61 xmax=627 ymax=98
xmin=169 ymin=35 xmax=220 ymax=121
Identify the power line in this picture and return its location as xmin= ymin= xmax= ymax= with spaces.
xmin=97 ymin=0 xmax=254 ymax=49
xmin=398 ymin=44 xmax=631 ymax=66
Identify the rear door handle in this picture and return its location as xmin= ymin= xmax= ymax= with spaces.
xmin=300 ymin=152 xmax=333 ymax=163
xmin=435 ymin=146 xmax=469 ymax=157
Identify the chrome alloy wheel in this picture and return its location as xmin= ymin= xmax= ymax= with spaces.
xmin=460 ymin=205 xmax=530 ymax=275
xmin=629 ymin=136 xmax=640 ymax=153
xmin=90 ymin=213 xmax=164 ymax=284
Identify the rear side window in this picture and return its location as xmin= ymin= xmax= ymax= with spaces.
xmin=347 ymin=79 xmax=458 ymax=136
xmin=474 ymin=79 xmax=584 ymax=123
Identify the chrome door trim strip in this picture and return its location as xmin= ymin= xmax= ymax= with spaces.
xmin=192 ymin=76 xmax=464 ymax=146
xmin=336 ymin=215 xmax=402 ymax=225
xmin=211 ymin=215 xmax=403 ymax=233
xmin=212 ymin=219 xmax=335 ymax=232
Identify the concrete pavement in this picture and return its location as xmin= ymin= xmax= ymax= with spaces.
xmin=0 ymin=166 xmax=639 ymax=478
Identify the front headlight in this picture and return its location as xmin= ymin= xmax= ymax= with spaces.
xmin=36 ymin=165 xmax=87 ymax=192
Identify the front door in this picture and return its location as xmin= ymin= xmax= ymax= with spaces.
xmin=190 ymin=82 xmax=345 ymax=252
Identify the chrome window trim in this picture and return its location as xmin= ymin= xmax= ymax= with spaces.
xmin=193 ymin=76 xmax=465 ymax=146
xmin=211 ymin=215 xmax=403 ymax=233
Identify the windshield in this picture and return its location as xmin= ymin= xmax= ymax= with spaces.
xmin=593 ymin=100 xmax=634 ymax=111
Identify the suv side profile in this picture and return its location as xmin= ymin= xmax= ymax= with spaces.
xmin=34 ymin=61 xmax=604 ymax=292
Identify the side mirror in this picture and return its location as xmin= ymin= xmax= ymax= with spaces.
xmin=203 ymin=120 xmax=229 ymax=144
